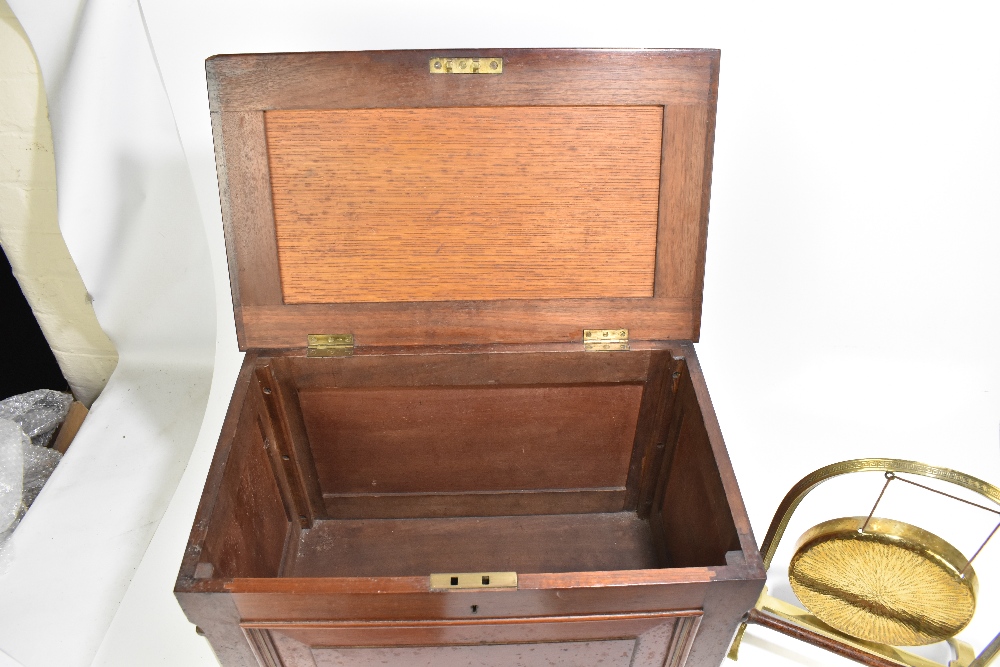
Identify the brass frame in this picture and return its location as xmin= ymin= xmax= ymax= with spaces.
xmin=729 ymin=458 xmax=1000 ymax=667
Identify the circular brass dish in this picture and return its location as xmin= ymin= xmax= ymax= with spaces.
xmin=788 ymin=516 xmax=978 ymax=646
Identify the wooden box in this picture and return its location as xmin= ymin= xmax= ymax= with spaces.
xmin=175 ymin=49 xmax=765 ymax=667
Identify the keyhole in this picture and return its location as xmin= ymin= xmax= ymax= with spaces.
xmin=471 ymin=605 xmax=478 ymax=614
xmin=481 ymin=575 xmax=490 ymax=585
xmin=450 ymin=576 xmax=459 ymax=586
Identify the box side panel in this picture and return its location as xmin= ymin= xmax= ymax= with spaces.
xmin=677 ymin=344 xmax=764 ymax=572
xmin=652 ymin=358 xmax=742 ymax=567
xmin=198 ymin=367 xmax=293 ymax=580
xmin=176 ymin=352 xmax=258 ymax=588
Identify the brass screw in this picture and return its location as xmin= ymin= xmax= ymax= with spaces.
xmin=490 ymin=60 xmax=498 ymax=70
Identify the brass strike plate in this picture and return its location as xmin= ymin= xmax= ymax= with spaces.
xmin=429 ymin=572 xmax=517 ymax=590
xmin=306 ymin=333 xmax=354 ymax=357
xmin=429 ymin=57 xmax=502 ymax=74
xmin=583 ymin=329 xmax=629 ymax=352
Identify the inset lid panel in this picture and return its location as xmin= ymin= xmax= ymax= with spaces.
xmin=266 ymin=106 xmax=663 ymax=304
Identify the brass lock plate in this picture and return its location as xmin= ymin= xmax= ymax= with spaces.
xmin=429 ymin=572 xmax=517 ymax=590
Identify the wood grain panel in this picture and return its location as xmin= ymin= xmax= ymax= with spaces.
xmin=654 ymin=369 xmax=741 ymax=568
xmin=266 ymin=106 xmax=662 ymax=304
xmin=257 ymin=613 xmax=698 ymax=667
xmin=305 ymin=640 xmax=636 ymax=666
xmin=298 ymin=384 xmax=644 ymax=495
xmin=677 ymin=343 xmax=762 ymax=560
xmin=217 ymin=112 xmax=283 ymax=316
xmin=256 ymin=363 xmax=324 ymax=525
xmin=287 ymin=349 xmax=651 ymax=389
xmin=202 ymin=390 xmax=290 ymax=579
xmin=240 ymin=297 xmax=695 ymax=348
xmin=287 ymin=512 xmax=660 ymax=577
xmin=207 ymin=49 xmax=717 ymax=112
xmin=322 ymin=489 xmax=627 ymax=520
xmin=656 ymin=104 xmax=710 ymax=300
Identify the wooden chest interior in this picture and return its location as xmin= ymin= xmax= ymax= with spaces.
xmin=176 ymin=49 xmax=765 ymax=667
xmin=199 ymin=346 xmax=742 ymax=583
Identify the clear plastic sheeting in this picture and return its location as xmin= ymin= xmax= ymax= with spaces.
xmin=0 ymin=389 xmax=74 ymax=447
xmin=0 ymin=419 xmax=27 ymax=573
xmin=0 ymin=391 xmax=71 ymax=574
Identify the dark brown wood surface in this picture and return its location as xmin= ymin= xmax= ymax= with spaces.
xmin=229 ymin=576 xmax=714 ymax=621
xmin=676 ymin=342 xmax=763 ymax=567
xmin=299 ymin=384 xmax=643 ymax=494
xmin=207 ymin=49 xmax=715 ymax=111
xmin=266 ymin=106 xmax=662 ymax=304
xmin=653 ymin=365 xmax=741 ymax=567
xmin=286 ymin=347 xmax=652 ymax=387
xmin=238 ymin=298 xmax=697 ymax=349
xmin=746 ymin=609 xmax=905 ymax=667
xmin=177 ymin=344 xmax=765 ymax=666
xmin=258 ymin=360 xmax=325 ymax=526
xmin=178 ymin=47 xmax=768 ymax=667
xmin=201 ymin=387 xmax=289 ymax=579
xmin=286 ymin=512 xmax=659 ymax=577
xmin=207 ymin=49 xmax=720 ymax=349
xmin=252 ymin=613 xmax=700 ymax=667
xmin=322 ymin=489 xmax=629 ymax=520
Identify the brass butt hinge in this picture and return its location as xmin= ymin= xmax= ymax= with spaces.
xmin=583 ymin=329 xmax=629 ymax=352
xmin=429 ymin=572 xmax=517 ymax=590
xmin=429 ymin=57 xmax=502 ymax=74
xmin=306 ymin=334 xmax=354 ymax=357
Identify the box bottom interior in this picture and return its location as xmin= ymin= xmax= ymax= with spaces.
xmin=285 ymin=511 xmax=660 ymax=578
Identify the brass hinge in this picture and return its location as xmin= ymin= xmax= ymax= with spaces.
xmin=429 ymin=572 xmax=518 ymax=590
xmin=583 ymin=329 xmax=629 ymax=352
xmin=429 ymin=57 xmax=502 ymax=74
xmin=306 ymin=334 xmax=354 ymax=357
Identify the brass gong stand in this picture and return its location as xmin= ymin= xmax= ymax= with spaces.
xmin=728 ymin=459 xmax=1000 ymax=667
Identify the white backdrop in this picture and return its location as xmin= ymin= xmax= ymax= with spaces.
xmin=4 ymin=1 xmax=1000 ymax=666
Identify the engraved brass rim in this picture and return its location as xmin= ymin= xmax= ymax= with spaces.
xmin=789 ymin=516 xmax=979 ymax=646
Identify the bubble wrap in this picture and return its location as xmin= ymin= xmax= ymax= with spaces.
xmin=0 ymin=418 xmax=28 ymax=574
xmin=0 ymin=392 xmax=70 ymax=574
xmin=0 ymin=389 xmax=73 ymax=447
xmin=0 ymin=418 xmax=25 ymax=534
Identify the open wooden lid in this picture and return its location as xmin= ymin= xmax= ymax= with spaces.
xmin=208 ymin=49 xmax=720 ymax=350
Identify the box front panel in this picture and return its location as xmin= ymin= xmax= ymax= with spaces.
xmin=245 ymin=613 xmax=700 ymax=667
xmin=266 ymin=106 xmax=662 ymax=304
